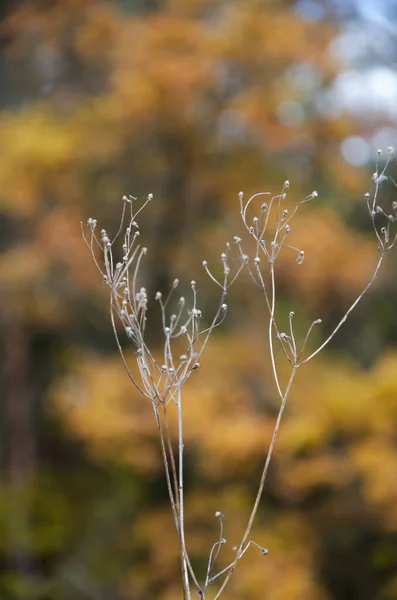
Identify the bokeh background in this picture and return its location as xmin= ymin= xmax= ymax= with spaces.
xmin=1 ymin=0 xmax=397 ymax=598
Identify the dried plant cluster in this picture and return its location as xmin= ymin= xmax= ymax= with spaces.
xmin=82 ymin=149 xmax=397 ymax=600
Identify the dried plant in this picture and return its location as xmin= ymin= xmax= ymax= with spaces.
xmin=82 ymin=149 xmax=397 ymax=599
xmin=208 ymin=148 xmax=397 ymax=599
xmin=82 ymin=194 xmax=243 ymax=600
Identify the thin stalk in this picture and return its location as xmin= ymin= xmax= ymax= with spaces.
xmin=268 ymin=263 xmax=283 ymax=397
xmin=177 ymin=387 xmax=191 ymax=600
xmin=152 ymin=403 xmax=179 ymax=533
xmin=213 ymin=367 xmax=297 ymax=600
xmin=299 ymin=254 xmax=384 ymax=366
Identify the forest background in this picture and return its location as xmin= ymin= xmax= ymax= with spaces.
xmin=1 ymin=0 xmax=397 ymax=599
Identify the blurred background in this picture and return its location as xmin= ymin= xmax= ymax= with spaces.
xmin=1 ymin=0 xmax=397 ymax=598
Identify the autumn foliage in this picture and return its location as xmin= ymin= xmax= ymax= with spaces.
xmin=1 ymin=1 xmax=397 ymax=599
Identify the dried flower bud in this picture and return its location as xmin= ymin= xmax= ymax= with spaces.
xmin=215 ymin=511 xmax=224 ymax=519
xmin=388 ymin=146 xmax=394 ymax=153
xmin=233 ymin=236 xmax=242 ymax=243
xmin=155 ymin=291 xmax=162 ymax=300
xmin=289 ymin=311 xmax=295 ymax=319
xmin=254 ymin=257 xmax=260 ymax=264
xmin=148 ymin=193 xmax=153 ymax=200
xmin=172 ymin=278 xmax=179 ymax=288
xmin=202 ymin=260 xmax=207 ymax=266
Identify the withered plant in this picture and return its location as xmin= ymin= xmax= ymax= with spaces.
xmin=83 ymin=148 xmax=397 ymax=599
xmin=82 ymin=193 xmax=243 ymax=599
